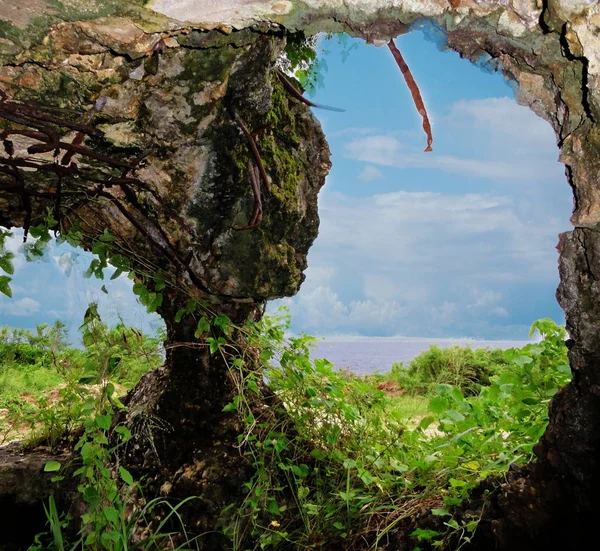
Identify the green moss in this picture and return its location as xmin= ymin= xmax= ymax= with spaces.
xmin=12 ymin=66 xmax=103 ymax=108
xmin=177 ymin=47 xmax=240 ymax=86
xmin=0 ymin=20 xmax=22 ymax=43
xmin=178 ymin=29 xmax=257 ymax=50
xmin=259 ymin=78 xmax=303 ymax=207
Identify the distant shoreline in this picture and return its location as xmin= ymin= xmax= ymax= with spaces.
xmin=311 ymin=335 xmax=533 ymax=345
xmin=310 ymin=337 xmax=533 ymax=375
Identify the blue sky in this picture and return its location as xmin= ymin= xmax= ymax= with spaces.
xmin=0 ymin=30 xmax=572 ymax=341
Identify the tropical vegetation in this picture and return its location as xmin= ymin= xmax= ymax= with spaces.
xmin=0 ymin=312 xmax=570 ymax=550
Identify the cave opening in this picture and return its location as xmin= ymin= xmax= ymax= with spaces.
xmin=277 ymin=29 xmax=572 ymax=370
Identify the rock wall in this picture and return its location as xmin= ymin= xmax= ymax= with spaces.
xmin=0 ymin=9 xmax=330 ymax=303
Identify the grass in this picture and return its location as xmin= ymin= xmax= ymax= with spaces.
xmin=0 ymin=363 xmax=65 ymax=404
xmin=386 ymin=394 xmax=430 ymax=422
xmin=227 ymin=314 xmax=571 ymax=550
xmin=0 ymin=320 xmax=164 ymax=446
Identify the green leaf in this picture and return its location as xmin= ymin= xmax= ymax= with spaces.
xmin=101 ymin=285 xmax=108 ymax=294
xmin=246 ymin=379 xmax=259 ymax=394
xmin=95 ymin=414 xmax=112 ymax=430
xmin=0 ymin=275 xmax=12 ymax=298
xmin=103 ymin=506 xmax=120 ymax=524
xmin=418 ymin=416 xmax=435 ymax=430
xmin=445 ymin=519 xmax=460 ymax=530
xmin=0 ymin=252 xmax=14 ymax=274
xmin=267 ymin=498 xmax=280 ymax=515
xmin=213 ymin=313 xmax=231 ymax=334
xmin=207 ymin=337 xmax=220 ymax=355
xmin=449 ymin=478 xmax=467 ymax=488
xmin=410 ymin=528 xmax=440 ymax=542
xmin=110 ymin=268 xmax=124 ymax=281
xmin=114 ymin=426 xmax=132 ymax=442
xmin=44 ymin=461 xmax=61 ymax=472
xmin=445 ymin=409 xmax=465 ymax=422
xmin=310 ymin=449 xmax=326 ymax=460
xmin=194 ymin=317 xmax=211 ymax=338
xmin=119 ymin=466 xmax=134 ymax=486
xmin=223 ymin=396 xmax=239 ymax=412
xmin=132 ymin=283 xmax=145 ymax=296
xmin=428 ymin=397 xmax=448 ymax=415
xmin=99 ymin=228 xmax=116 ymax=242
xmin=431 ymin=507 xmax=451 ymax=517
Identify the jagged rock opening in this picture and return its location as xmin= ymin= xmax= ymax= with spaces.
xmin=1 ymin=1 xmax=600 ymax=549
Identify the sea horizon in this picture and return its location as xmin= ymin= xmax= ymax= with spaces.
xmin=310 ymin=335 xmax=532 ymax=376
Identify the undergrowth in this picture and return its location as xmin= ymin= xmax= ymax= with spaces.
xmin=218 ymin=313 xmax=569 ymax=550
xmin=2 ymin=307 xmax=568 ymax=551
xmin=0 ymin=314 xmax=163 ymax=447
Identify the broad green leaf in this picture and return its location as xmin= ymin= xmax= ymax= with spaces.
xmin=0 ymin=252 xmax=14 ymax=274
xmin=114 ymin=426 xmax=132 ymax=442
xmin=95 ymin=414 xmax=112 ymax=430
xmin=267 ymin=498 xmax=280 ymax=515
xmin=0 ymin=275 xmax=12 ymax=298
xmin=132 ymin=283 xmax=145 ymax=296
xmin=410 ymin=528 xmax=441 ymax=541
xmin=103 ymin=506 xmax=120 ymax=524
xmin=445 ymin=519 xmax=460 ymax=530
xmin=428 ymin=397 xmax=448 ymax=414
xmin=119 ymin=466 xmax=134 ymax=486
xmin=44 ymin=461 xmax=61 ymax=472
xmin=194 ymin=317 xmax=211 ymax=338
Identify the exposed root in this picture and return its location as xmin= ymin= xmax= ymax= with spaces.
xmin=231 ymin=109 xmax=271 ymax=192
xmin=233 ymin=161 xmax=263 ymax=231
xmin=276 ymin=70 xmax=346 ymax=112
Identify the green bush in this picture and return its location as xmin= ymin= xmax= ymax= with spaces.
xmin=0 ymin=342 xmax=47 ymax=365
xmin=391 ymin=344 xmax=510 ymax=395
xmin=223 ymin=313 xmax=570 ymax=550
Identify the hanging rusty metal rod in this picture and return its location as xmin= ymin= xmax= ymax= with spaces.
xmin=387 ymin=39 xmax=433 ymax=152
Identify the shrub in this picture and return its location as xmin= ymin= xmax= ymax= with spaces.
xmin=392 ymin=345 xmax=510 ymax=395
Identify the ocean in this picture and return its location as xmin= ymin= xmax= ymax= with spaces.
xmin=310 ymin=337 xmax=531 ymax=376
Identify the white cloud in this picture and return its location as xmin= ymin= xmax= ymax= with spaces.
xmin=446 ymin=97 xmax=553 ymax=148
xmin=344 ymin=135 xmax=556 ymax=183
xmin=1 ymin=297 xmax=41 ymax=316
xmin=468 ymin=290 xmax=502 ymax=309
xmin=328 ymin=127 xmax=381 ymax=138
xmin=285 ymin=284 xmax=408 ymax=335
xmin=279 ymin=185 xmax=566 ymax=338
xmin=343 ymin=96 xmax=563 ymax=184
xmin=357 ymin=165 xmax=384 ymax=182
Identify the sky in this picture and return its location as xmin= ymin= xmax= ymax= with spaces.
xmin=0 ymin=28 xmax=573 ymax=342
